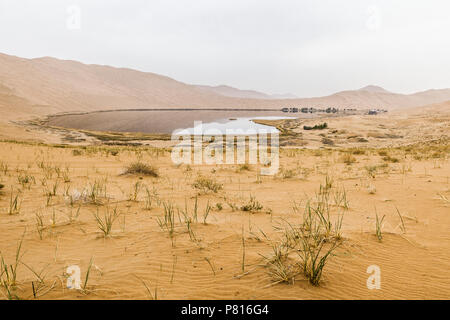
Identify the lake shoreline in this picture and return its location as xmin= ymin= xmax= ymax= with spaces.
xmin=43 ymin=109 xmax=303 ymax=134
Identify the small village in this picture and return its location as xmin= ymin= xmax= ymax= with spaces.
xmin=281 ymin=106 xmax=388 ymax=115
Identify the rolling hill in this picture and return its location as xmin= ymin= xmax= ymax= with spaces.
xmin=194 ymin=84 xmax=298 ymax=100
xmin=0 ymin=52 xmax=449 ymax=121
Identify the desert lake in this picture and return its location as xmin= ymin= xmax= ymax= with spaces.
xmin=46 ymin=109 xmax=301 ymax=134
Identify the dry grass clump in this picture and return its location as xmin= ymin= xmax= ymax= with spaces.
xmin=128 ymin=181 xmax=143 ymax=202
xmin=321 ymin=137 xmax=334 ymax=145
xmin=375 ymin=212 xmax=385 ymax=241
xmin=0 ymin=162 xmax=8 ymax=175
xmin=143 ymin=186 xmax=159 ymax=210
xmin=350 ymin=148 xmax=366 ymax=155
xmin=367 ymin=184 xmax=377 ymax=194
xmin=237 ymin=164 xmax=252 ymax=172
xmin=279 ymin=167 xmax=296 ymax=179
xmin=277 ymin=166 xmax=310 ymax=180
xmin=0 ymin=233 xmax=25 ymax=299
xmin=8 ymin=189 xmax=21 ymax=215
xmin=340 ymin=153 xmax=357 ymax=165
xmin=72 ymin=149 xmax=83 ymax=156
xmin=383 ymin=155 xmax=400 ymax=163
xmin=124 ymin=162 xmax=159 ymax=177
xmin=260 ymin=244 xmax=295 ymax=284
xmin=93 ymin=207 xmax=121 ymax=237
xmin=65 ymin=179 xmax=108 ymax=206
xmin=240 ymin=196 xmax=264 ymax=213
xmin=437 ymin=193 xmax=449 ymax=205
xmin=157 ymin=201 xmax=177 ymax=246
xmin=192 ymin=175 xmax=223 ymax=193
xmin=365 ymin=165 xmax=377 ymax=178
xmin=263 ymin=178 xmax=344 ymax=286
xmin=303 ymin=122 xmax=328 ymax=130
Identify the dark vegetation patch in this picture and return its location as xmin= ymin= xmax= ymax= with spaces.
xmin=124 ymin=162 xmax=159 ymax=177
xmin=304 ymin=122 xmax=328 ymax=130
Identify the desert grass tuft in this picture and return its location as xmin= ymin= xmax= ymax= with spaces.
xmin=241 ymin=227 xmax=245 ymax=273
xmin=124 ymin=162 xmax=159 ymax=177
xmin=93 ymin=207 xmax=120 ymax=237
xmin=65 ymin=206 xmax=81 ymax=224
xmin=260 ymin=244 xmax=296 ymax=284
xmin=157 ymin=202 xmax=176 ymax=245
xmin=204 ymin=257 xmax=216 ymax=276
xmin=192 ymin=175 xmax=223 ymax=193
xmin=437 ymin=193 xmax=449 ymax=204
xmin=0 ymin=162 xmax=8 ymax=175
xmin=395 ymin=207 xmax=406 ymax=233
xmin=23 ymin=263 xmax=55 ymax=299
xmin=297 ymin=236 xmax=338 ymax=286
xmin=128 ymin=181 xmax=143 ymax=202
xmin=8 ymin=188 xmax=21 ymax=215
xmin=240 ymin=195 xmax=263 ymax=213
xmin=0 ymin=231 xmax=25 ymax=299
xmin=375 ymin=211 xmax=386 ymax=241
xmin=82 ymin=257 xmax=94 ymax=293
xmin=203 ymin=200 xmax=212 ymax=225
xmin=333 ymin=187 xmax=349 ymax=209
xmin=237 ymin=164 xmax=252 ymax=172
xmin=135 ymin=275 xmax=158 ymax=300
xmin=264 ymin=179 xmax=344 ymax=286
xmin=35 ymin=211 xmax=45 ymax=240
xmin=340 ymin=153 xmax=357 ymax=165
xmin=143 ymin=186 xmax=159 ymax=210
xmin=86 ymin=179 xmax=108 ymax=205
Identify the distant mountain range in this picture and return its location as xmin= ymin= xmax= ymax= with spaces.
xmin=0 ymin=52 xmax=449 ymax=120
xmin=357 ymin=85 xmax=391 ymax=93
xmin=195 ymin=84 xmax=298 ymax=100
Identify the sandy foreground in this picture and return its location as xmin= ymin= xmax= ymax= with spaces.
xmin=0 ymin=105 xmax=449 ymax=300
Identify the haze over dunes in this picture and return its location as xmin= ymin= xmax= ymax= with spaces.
xmin=1 ymin=52 xmax=450 ymax=122
xmin=194 ymin=84 xmax=298 ymax=100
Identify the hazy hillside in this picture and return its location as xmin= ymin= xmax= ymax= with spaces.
xmin=1 ymin=52 xmax=450 ymax=120
xmin=358 ymin=85 xmax=392 ymax=93
xmin=0 ymin=53 xmax=242 ymax=115
xmin=400 ymin=99 xmax=450 ymax=116
xmin=195 ymin=84 xmax=298 ymax=100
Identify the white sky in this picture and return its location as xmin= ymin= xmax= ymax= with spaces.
xmin=0 ymin=0 xmax=449 ymax=97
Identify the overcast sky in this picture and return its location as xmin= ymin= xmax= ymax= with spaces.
xmin=0 ymin=0 xmax=449 ymax=97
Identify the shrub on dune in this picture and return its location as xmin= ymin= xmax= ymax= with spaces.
xmin=192 ymin=175 xmax=223 ymax=193
xmin=124 ymin=162 xmax=159 ymax=177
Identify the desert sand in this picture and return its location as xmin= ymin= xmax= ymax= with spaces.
xmin=0 ymin=53 xmax=449 ymax=300
xmin=0 ymin=104 xmax=449 ymax=300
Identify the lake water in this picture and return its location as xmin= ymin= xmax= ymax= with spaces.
xmin=47 ymin=110 xmax=300 ymax=134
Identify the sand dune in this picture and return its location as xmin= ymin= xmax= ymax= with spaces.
xmin=195 ymin=84 xmax=298 ymax=100
xmin=1 ymin=52 xmax=450 ymax=123
xmin=400 ymin=99 xmax=450 ymax=116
